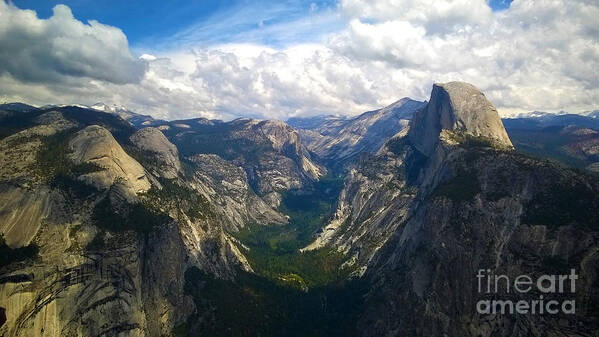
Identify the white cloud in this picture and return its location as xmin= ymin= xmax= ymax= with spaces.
xmin=139 ymin=54 xmax=157 ymax=61
xmin=340 ymin=0 xmax=493 ymax=35
xmin=1 ymin=1 xmax=598 ymax=120
xmin=0 ymin=3 xmax=147 ymax=85
xmin=328 ymin=0 xmax=599 ymax=115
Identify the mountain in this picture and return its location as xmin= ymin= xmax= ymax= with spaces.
xmin=502 ymin=113 xmax=599 ymax=171
xmin=1 ymin=82 xmax=599 ymax=337
xmin=305 ymin=82 xmax=599 ymax=335
xmin=287 ymin=114 xmax=346 ymax=129
xmin=290 ymin=98 xmax=426 ymax=170
xmin=0 ymin=102 xmax=38 ymax=112
xmin=305 ymin=81 xmax=515 ymax=258
xmin=291 ymin=105 xmax=599 ymax=172
xmin=513 ymin=109 xmax=599 ymax=119
xmin=587 ymin=110 xmax=599 ymax=118
xmin=155 ymin=117 xmax=326 ymax=207
xmin=513 ymin=110 xmax=571 ymax=118
xmin=506 ymin=125 xmax=599 ymax=172
xmin=0 ymin=105 xmax=288 ymax=337
xmin=503 ymin=113 xmax=599 ymax=131
xmin=409 ymin=82 xmax=513 ymax=155
xmin=91 ymin=102 xmax=161 ymax=128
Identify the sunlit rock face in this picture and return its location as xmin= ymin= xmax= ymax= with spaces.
xmin=237 ymin=119 xmax=326 ymax=207
xmin=1 ymin=82 xmax=598 ymax=337
xmin=409 ymin=81 xmax=513 ymax=156
xmin=162 ymin=117 xmax=326 ymax=208
xmin=0 ymin=106 xmax=276 ymax=337
xmin=304 ymin=82 xmax=599 ymax=336
xmin=69 ymin=125 xmax=151 ymax=194
xmin=188 ymin=153 xmax=287 ymax=232
xmin=130 ymin=127 xmax=181 ymax=179
xmin=305 ymin=81 xmax=516 ymax=262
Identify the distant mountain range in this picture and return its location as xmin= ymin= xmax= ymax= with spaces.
xmin=288 ymin=98 xmax=425 ymax=170
xmin=500 ymin=114 xmax=599 ymax=171
xmin=287 ymin=104 xmax=599 ymax=172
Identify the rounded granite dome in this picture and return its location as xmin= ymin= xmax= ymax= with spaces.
xmin=408 ymin=81 xmax=513 ymax=155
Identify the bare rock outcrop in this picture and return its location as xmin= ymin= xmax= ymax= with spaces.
xmin=130 ymin=127 xmax=181 ymax=179
xmin=409 ymin=81 xmax=513 ymax=156
xmin=0 ymin=186 xmax=52 ymax=248
xmin=302 ymin=82 xmax=598 ymax=336
xmin=304 ymin=82 xmax=514 ymax=259
xmin=188 ymin=153 xmax=287 ymax=231
xmin=163 ymin=117 xmax=326 ymax=208
xmin=69 ymin=125 xmax=151 ymax=194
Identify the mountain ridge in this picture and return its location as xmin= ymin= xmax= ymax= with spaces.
xmin=1 ymin=82 xmax=599 ymax=336
xmin=300 ymin=81 xmax=599 ymax=336
xmin=291 ymin=97 xmax=426 ymax=170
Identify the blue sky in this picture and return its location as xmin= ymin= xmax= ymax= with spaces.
xmin=2 ymin=0 xmax=597 ymax=121
xmin=13 ymin=0 xmax=342 ymax=50
xmin=14 ymin=0 xmax=233 ymax=44
xmin=13 ymin=0 xmax=510 ymax=50
xmin=488 ymin=0 xmax=513 ymax=11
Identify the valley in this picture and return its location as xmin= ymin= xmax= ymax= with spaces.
xmin=0 ymin=82 xmax=598 ymax=337
xmin=2 ymin=0 xmax=598 ymax=335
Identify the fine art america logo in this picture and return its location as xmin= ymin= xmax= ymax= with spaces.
xmin=476 ymin=269 xmax=578 ymax=315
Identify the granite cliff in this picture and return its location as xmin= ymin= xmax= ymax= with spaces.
xmin=0 ymin=106 xmax=287 ymax=337
xmin=305 ymin=82 xmax=599 ymax=336
xmin=1 ymin=81 xmax=598 ymax=336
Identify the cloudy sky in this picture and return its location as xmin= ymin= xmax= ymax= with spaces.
xmin=0 ymin=0 xmax=598 ymax=120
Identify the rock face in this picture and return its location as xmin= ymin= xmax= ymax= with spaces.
xmin=254 ymin=119 xmax=325 ymax=180
xmin=300 ymin=131 xmax=418 ymax=270
xmin=304 ymin=82 xmax=599 ymax=336
xmin=162 ymin=117 xmax=326 ymax=208
xmin=91 ymin=102 xmax=160 ymax=128
xmin=0 ymin=107 xmax=277 ymax=337
xmin=243 ymin=119 xmax=327 ymax=207
xmin=2 ymin=86 xmax=598 ymax=337
xmin=409 ymin=82 xmax=513 ymax=156
xmin=357 ymin=149 xmax=599 ymax=336
xmin=304 ymin=82 xmax=513 ymax=262
xmin=130 ymin=127 xmax=181 ymax=179
xmin=69 ymin=125 xmax=151 ymax=194
xmin=0 ymin=186 xmax=52 ymax=248
xmin=292 ymin=98 xmax=425 ymax=169
xmin=0 ymin=222 xmax=192 ymax=337
xmin=189 ymin=154 xmax=287 ymax=232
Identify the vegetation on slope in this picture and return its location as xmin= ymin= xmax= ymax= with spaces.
xmin=143 ymin=178 xmax=214 ymax=223
xmin=162 ymin=122 xmax=272 ymax=161
xmin=91 ymin=197 xmax=171 ymax=234
xmin=35 ymin=130 xmax=102 ymax=198
xmin=176 ymin=174 xmax=364 ymax=336
xmin=508 ymin=127 xmax=598 ymax=169
xmin=522 ymin=173 xmax=599 ymax=230
xmin=180 ymin=266 xmax=364 ymax=337
xmin=433 ymin=168 xmax=481 ymax=202
xmin=0 ymin=108 xmax=41 ymax=139
xmin=429 ymin=141 xmax=599 ymax=230
xmin=233 ymin=175 xmax=347 ymax=288
xmin=55 ymin=106 xmax=136 ymax=143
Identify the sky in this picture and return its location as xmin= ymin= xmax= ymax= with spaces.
xmin=0 ymin=0 xmax=598 ymax=121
